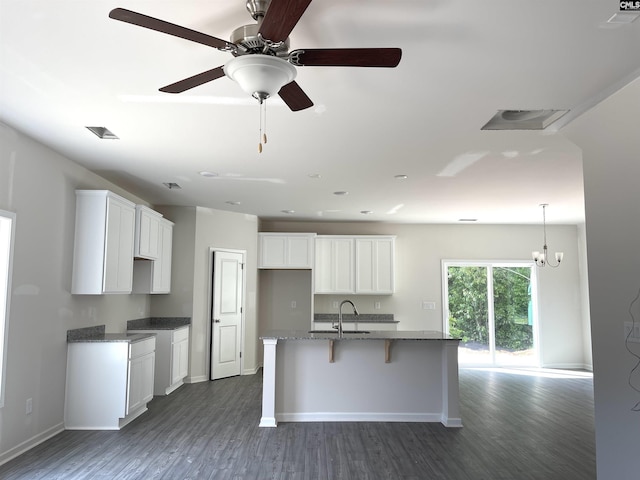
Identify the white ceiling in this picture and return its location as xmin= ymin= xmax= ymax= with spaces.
xmin=2 ymin=0 xmax=639 ymax=225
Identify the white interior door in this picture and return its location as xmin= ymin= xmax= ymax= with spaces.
xmin=211 ymin=250 xmax=244 ymax=380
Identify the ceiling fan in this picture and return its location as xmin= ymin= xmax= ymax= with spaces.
xmin=109 ymin=0 xmax=402 ymax=112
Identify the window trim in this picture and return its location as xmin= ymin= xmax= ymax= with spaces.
xmin=0 ymin=209 xmax=16 ymax=408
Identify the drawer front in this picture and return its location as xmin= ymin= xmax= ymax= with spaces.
xmin=172 ymin=326 xmax=189 ymax=344
xmin=130 ymin=337 xmax=156 ymax=358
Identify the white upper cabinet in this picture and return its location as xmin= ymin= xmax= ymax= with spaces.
xmin=314 ymin=236 xmax=355 ymax=294
xmin=355 ymin=237 xmax=395 ymax=294
xmin=133 ymin=217 xmax=173 ymax=294
xmin=315 ymin=235 xmax=395 ymax=295
xmin=259 ymin=233 xmax=316 ymax=269
xmin=134 ymin=205 xmax=162 ymax=260
xmin=72 ymin=190 xmax=136 ymax=294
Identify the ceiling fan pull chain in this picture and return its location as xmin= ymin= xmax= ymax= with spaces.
xmin=263 ymin=100 xmax=268 ymax=145
xmin=258 ymin=99 xmax=267 ymax=153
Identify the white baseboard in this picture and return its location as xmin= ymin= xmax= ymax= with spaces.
xmin=186 ymin=375 xmax=208 ymax=383
xmin=243 ymin=365 xmax=261 ymax=375
xmin=276 ymin=412 xmax=443 ymax=423
xmin=540 ymin=362 xmax=593 ymax=371
xmin=0 ymin=422 xmax=64 ymax=467
xmin=441 ymin=415 xmax=463 ymax=428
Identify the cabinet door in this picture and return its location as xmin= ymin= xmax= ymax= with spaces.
xmin=153 ymin=219 xmax=173 ymax=293
xmin=259 ymin=233 xmax=314 ymax=269
xmin=314 ymin=237 xmax=354 ymax=293
xmin=127 ymin=352 xmax=155 ymax=414
xmin=103 ymin=196 xmax=135 ymax=293
xmin=134 ymin=206 xmax=161 ymax=260
xmin=355 ymin=237 xmax=395 ymax=294
xmin=171 ymin=339 xmax=189 ymax=385
xmin=260 ymin=235 xmax=287 ymax=267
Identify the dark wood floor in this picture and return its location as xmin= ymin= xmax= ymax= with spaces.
xmin=0 ymin=368 xmax=596 ymax=479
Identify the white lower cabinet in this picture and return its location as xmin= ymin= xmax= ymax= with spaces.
xmin=129 ymin=326 xmax=189 ymax=395
xmin=64 ymin=336 xmax=156 ymax=430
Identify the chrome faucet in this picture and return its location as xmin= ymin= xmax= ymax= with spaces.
xmin=336 ymin=300 xmax=359 ymax=336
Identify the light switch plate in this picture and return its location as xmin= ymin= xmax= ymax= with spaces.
xmin=422 ymin=301 xmax=436 ymax=310
xmin=625 ymin=322 xmax=640 ymax=343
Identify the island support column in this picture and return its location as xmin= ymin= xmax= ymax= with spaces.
xmin=441 ymin=340 xmax=462 ymax=427
xmin=260 ymin=338 xmax=278 ymax=427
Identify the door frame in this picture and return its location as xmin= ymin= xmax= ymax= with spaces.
xmin=441 ymin=259 xmax=540 ymax=367
xmin=207 ymin=247 xmax=247 ymax=380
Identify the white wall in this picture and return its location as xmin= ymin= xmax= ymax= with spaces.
xmin=193 ymin=207 xmax=259 ymax=377
xmin=564 ymin=75 xmax=640 ymax=479
xmin=258 ymin=270 xmax=313 ymax=333
xmin=150 ymin=206 xmax=197 ymax=319
xmin=261 ymin=221 xmax=589 ymax=369
xmin=0 ymin=123 xmax=151 ymax=462
xmin=154 ymin=206 xmax=260 ymax=380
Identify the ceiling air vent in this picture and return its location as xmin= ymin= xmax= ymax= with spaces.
xmin=86 ymin=126 xmax=119 ymax=139
xmin=481 ymin=110 xmax=568 ymax=130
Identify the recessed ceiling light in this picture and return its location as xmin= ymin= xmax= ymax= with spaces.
xmin=459 ymin=218 xmax=478 ymax=222
xmin=333 ymin=191 xmax=349 ymax=196
xmin=226 ymin=201 xmax=241 ymax=206
xmin=163 ymin=182 xmax=181 ymax=190
xmin=360 ymin=210 xmax=373 ymax=215
xmin=281 ymin=209 xmax=295 ymax=214
xmin=308 ymin=173 xmax=322 ymax=179
xmin=86 ymin=126 xmax=118 ymax=139
xmin=394 ymin=174 xmax=408 ymax=179
xmin=200 ymin=171 xmax=218 ymax=177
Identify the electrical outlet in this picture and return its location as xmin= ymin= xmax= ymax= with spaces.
xmin=625 ymin=322 xmax=640 ymax=343
xmin=422 ymin=301 xmax=436 ymax=310
xmin=291 ymin=301 xmax=297 ymax=309
xmin=26 ymin=398 xmax=32 ymax=415
xmin=332 ymin=301 xmax=339 ymax=309
xmin=374 ymin=301 xmax=381 ymax=310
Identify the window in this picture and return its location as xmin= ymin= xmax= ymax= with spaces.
xmin=443 ymin=260 xmax=539 ymax=367
xmin=0 ymin=210 xmax=15 ymax=407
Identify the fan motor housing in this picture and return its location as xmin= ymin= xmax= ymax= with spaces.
xmin=230 ymin=24 xmax=290 ymax=57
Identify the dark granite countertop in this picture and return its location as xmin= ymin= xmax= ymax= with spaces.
xmin=260 ymin=329 xmax=460 ymax=341
xmin=127 ymin=317 xmax=191 ymax=330
xmin=67 ymin=325 xmax=155 ymax=343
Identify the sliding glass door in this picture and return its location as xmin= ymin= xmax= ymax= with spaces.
xmin=443 ymin=261 xmax=538 ymax=367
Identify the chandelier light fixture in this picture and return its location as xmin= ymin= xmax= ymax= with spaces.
xmin=532 ymin=203 xmax=563 ymax=268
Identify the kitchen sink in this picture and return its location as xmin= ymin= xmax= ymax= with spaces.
xmin=308 ymin=330 xmax=370 ymax=334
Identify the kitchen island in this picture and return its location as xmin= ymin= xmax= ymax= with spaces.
xmin=259 ymin=330 xmax=461 ymax=428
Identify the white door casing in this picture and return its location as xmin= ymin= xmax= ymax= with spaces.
xmin=211 ymin=250 xmax=244 ymax=380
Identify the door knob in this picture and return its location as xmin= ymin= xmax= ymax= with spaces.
xmin=214 ymin=319 xmax=221 ymax=323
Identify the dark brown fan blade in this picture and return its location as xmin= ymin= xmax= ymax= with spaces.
xmin=109 ymin=8 xmax=234 ymax=51
xmin=258 ymin=0 xmax=312 ymax=43
xmin=278 ymin=81 xmax=313 ymax=111
xmin=159 ymin=66 xmax=226 ymax=93
xmin=290 ymin=48 xmax=402 ymax=67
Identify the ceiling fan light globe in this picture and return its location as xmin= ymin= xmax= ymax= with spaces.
xmin=224 ymin=54 xmax=296 ymax=99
